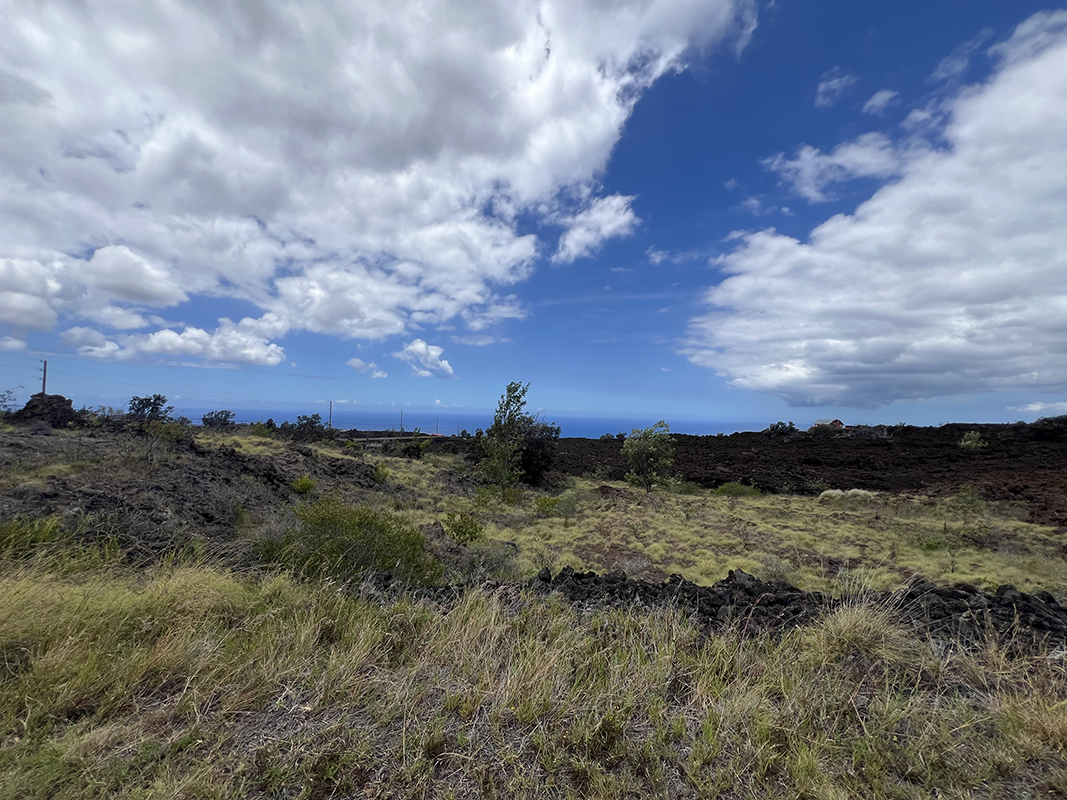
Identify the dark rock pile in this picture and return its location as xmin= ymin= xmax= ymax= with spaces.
xmin=531 ymin=567 xmax=1067 ymax=646
xmin=8 ymin=393 xmax=80 ymax=428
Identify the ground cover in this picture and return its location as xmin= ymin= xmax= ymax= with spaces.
xmin=1 ymin=417 xmax=1066 ymax=797
xmin=2 ymin=561 xmax=1066 ymax=799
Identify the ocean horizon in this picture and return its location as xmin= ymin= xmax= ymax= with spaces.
xmin=171 ymin=405 xmax=762 ymax=439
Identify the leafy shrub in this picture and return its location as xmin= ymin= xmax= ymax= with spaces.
xmin=202 ymin=409 xmax=236 ymax=429
xmin=763 ymin=421 xmax=797 ymax=437
xmin=475 ymin=382 xmax=560 ymax=488
xmin=146 ymin=419 xmax=188 ymax=442
xmin=714 ymin=481 xmax=761 ymax=497
xmin=533 ymin=495 xmax=561 ymax=518
xmin=442 ymin=511 xmax=484 ymax=543
xmin=258 ymin=497 xmax=440 ymax=584
xmin=959 ymin=431 xmax=988 ymax=450
xmin=623 ymin=420 xmax=674 ymax=494
xmin=292 ymin=474 xmax=318 ymax=496
xmin=248 ymin=419 xmax=276 ymax=437
xmin=399 ymin=437 xmax=430 ymax=459
xmin=128 ymin=394 xmax=173 ymax=422
xmin=373 ymin=463 xmax=390 ymax=484
xmin=0 ymin=387 xmax=20 ymax=417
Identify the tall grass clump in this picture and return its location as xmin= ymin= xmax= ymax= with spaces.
xmin=257 ymin=495 xmax=441 ymax=584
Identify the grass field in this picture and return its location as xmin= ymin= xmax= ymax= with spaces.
xmin=1 ymin=562 xmax=1065 ymax=799
xmin=2 ymin=431 xmax=1066 ymax=797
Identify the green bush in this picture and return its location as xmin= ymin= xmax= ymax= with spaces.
xmin=146 ymin=419 xmax=188 ymax=442
xmin=258 ymin=497 xmax=441 ymax=584
xmin=623 ymin=420 xmax=674 ymax=494
xmin=373 ymin=463 xmax=390 ymax=484
xmin=442 ymin=511 xmax=484 ymax=544
xmin=714 ymin=481 xmax=761 ymax=497
xmin=201 ymin=409 xmax=236 ymax=429
xmin=292 ymin=474 xmax=318 ymax=496
xmin=532 ymin=495 xmax=561 ymax=518
xmin=959 ymin=431 xmax=988 ymax=450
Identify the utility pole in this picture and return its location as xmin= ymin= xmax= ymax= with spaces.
xmin=436 ymin=416 xmax=439 ymax=435
xmin=400 ymin=410 xmax=404 ymax=433
xmin=39 ymin=360 xmax=47 ymax=395
xmin=328 ymin=401 xmax=333 ymax=429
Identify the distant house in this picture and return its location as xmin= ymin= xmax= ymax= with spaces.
xmin=812 ymin=418 xmax=845 ymax=430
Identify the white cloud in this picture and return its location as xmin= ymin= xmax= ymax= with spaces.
xmin=553 ymin=194 xmax=640 ymax=264
xmin=81 ymin=246 xmax=186 ymax=306
xmin=0 ymin=336 xmax=25 ymax=350
xmin=685 ymin=12 xmax=1067 ymax=409
xmin=392 ymin=339 xmax=455 ymax=378
xmin=763 ymin=132 xmax=905 ymax=203
xmin=451 ymin=334 xmax=510 ymax=346
xmin=930 ymin=29 xmax=993 ymax=82
xmin=61 ymin=318 xmax=286 ymax=365
xmin=346 ymin=357 xmax=389 ymax=377
xmin=645 ymin=247 xmax=668 ymax=265
xmin=815 ymin=67 xmax=859 ymax=108
xmin=862 ymin=89 xmax=899 ymax=115
xmin=346 ymin=358 xmax=378 ymax=372
xmin=1008 ymin=401 xmax=1067 ymax=415
xmin=0 ymin=0 xmax=756 ymax=363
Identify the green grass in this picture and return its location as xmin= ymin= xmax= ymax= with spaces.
xmin=0 ymin=563 xmax=1065 ymax=798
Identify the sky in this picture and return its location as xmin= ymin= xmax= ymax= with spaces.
xmin=1 ymin=0 xmax=1065 ymax=432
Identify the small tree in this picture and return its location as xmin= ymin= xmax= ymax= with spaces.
xmin=623 ymin=420 xmax=675 ymax=494
xmin=479 ymin=382 xmax=560 ymax=490
xmin=201 ymin=409 xmax=236 ymax=429
xmin=0 ymin=387 xmax=21 ymax=417
xmin=128 ymin=394 xmax=173 ymax=422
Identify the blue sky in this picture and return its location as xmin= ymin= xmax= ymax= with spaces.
xmin=1 ymin=1 xmax=1065 ymax=431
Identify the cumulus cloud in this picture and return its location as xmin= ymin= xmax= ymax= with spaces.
xmin=862 ymin=89 xmax=899 ymax=115
xmin=815 ymin=67 xmax=859 ymax=108
xmin=553 ymin=195 xmax=640 ymax=264
xmin=685 ymin=12 xmax=1067 ymax=408
xmin=347 ymin=357 xmax=388 ymax=378
xmin=0 ymin=0 xmax=756 ymax=363
xmin=763 ymin=132 xmax=905 ymax=203
xmin=60 ymin=319 xmax=286 ymax=365
xmin=392 ymin=339 xmax=455 ymax=378
xmin=0 ymin=336 xmax=25 ymax=350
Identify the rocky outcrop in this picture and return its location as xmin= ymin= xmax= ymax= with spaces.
xmin=8 ymin=393 xmax=80 ymax=428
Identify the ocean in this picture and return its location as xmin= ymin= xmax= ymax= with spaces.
xmin=174 ymin=406 xmax=758 ymax=438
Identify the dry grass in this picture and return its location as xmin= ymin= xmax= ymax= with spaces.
xmin=1 ymin=563 xmax=1065 ymax=798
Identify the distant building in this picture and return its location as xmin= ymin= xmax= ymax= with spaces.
xmin=812 ymin=418 xmax=845 ymax=430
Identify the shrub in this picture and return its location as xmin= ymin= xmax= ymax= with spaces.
xmin=959 ymin=431 xmax=988 ymax=450
xmin=533 ymin=495 xmax=561 ymax=518
xmin=0 ymin=387 xmax=20 ymax=417
xmin=714 ymin=481 xmax=761 ymax=497
xmin=373 ymin=463 xmax=389 ymax=484
xmin=248 ymin=420 xmax=275 ymax=437
xmin=258 ymin=496 xmax=440 ymax=584
xmin=128 ymin=394 xmax=173 ymax=422
xmin=476 ymin=382 xmax=560 ymax=488
xmin=442 ymin=511 xmax=484 ymax=544
xmin=763 ymin=420 xmax=797 ymax=437
xmin=292 ymin=474 xmax=318 ymax=496
xmin=202 ymin=409 xmax=236 ymax=429
xmin=146 ymin=419 xmax=188 ymax=442
xmin=622 ymin=420 xmax=674 ymax=494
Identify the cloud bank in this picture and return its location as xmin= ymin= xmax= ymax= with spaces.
xmin=686 ymin=12 xmax=1067 ymax=408
xmin=0 ymin=0 xmax=755 ymax=363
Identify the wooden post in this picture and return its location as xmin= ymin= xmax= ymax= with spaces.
xmin=328 ymin=401 xmax=333 ymax=429
xmin=40 ymin=360 xmax=47 ymax=394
